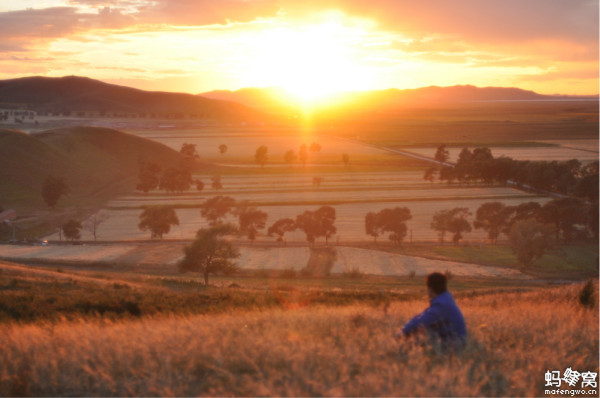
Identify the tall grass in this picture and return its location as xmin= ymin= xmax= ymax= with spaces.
xmin=0 ymin=282 xmax=597 ymax=396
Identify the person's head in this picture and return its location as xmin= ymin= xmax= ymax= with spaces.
xmin=426 ymin=272 xmax=447 ymax=299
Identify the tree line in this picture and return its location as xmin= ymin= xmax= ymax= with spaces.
xmin=424 ymin=144 xmax=599 ymax=202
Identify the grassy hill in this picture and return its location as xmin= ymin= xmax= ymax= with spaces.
xmin=0 ymin=126 xmax=210 ymax=238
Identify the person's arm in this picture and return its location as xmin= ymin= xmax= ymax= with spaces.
xmin=401 ymin=302 xmax=443 ymax=337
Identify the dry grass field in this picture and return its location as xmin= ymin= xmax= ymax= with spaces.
xmin=1 ymin=281 xmax=597 ymax=397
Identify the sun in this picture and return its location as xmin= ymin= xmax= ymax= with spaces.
xmin=244 ymin=19 xmax=373 ymax=103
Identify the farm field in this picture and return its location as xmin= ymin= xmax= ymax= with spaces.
xmin=25 ymin=125 xmax=591 ymax=280
xmin=127 ymin=128 xmax=419 ymax=167
xmin=38 ymin=127 xmax=584 ymax=245
xmin=0 ymin=244 xmax=527 ymax=278
xmin=46 ymin=194 xmax=548 ymax=243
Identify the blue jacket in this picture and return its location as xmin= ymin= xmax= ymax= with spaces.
xmin=402 ymin=291 xmax=467 ymax=343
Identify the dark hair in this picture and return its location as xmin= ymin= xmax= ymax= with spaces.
xmin=427 ymin=272 xmax=447 ymax=295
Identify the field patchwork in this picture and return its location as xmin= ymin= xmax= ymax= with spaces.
xmin=0 ymin=244 xmax=526 ymax=278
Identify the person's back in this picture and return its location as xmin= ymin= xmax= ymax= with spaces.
xmin=398 ymin=272 xmax=467 ymax=347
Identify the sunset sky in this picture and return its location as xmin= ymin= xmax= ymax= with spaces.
xmin=0 ymin=0 xmax=598 ymax=99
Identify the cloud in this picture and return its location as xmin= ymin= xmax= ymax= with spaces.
xmin=282 ymin=0 xmax=598 ymax=45
xmin=0 ymin=6 xmax=135 ymax=50
xmin=124 ymin=0 xmax=279 ymax=26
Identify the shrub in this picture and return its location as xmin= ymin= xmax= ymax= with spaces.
xmin=280 ymin=268 xmax=298 ymax=279
xmin=343 ymin=267 xmax=365 ymax=279
xmin=579 ymin=279 xmax=596 ymax=309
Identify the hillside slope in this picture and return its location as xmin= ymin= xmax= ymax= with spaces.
xmin=0 ymin=126 xmax=206 ymax=213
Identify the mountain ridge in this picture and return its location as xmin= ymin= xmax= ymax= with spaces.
xmin=201 ymin=84 xmax=598 ymax=113
xmin=0 ymin=76 xmax=263 ymax=122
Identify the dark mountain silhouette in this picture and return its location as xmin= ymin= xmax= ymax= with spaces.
xmin=202 ymin=85 xmax=596 ymax=114
xmin=0 ymin=76 xmax=263 ymax=122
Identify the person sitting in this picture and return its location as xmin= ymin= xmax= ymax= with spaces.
xmin=396 ymin=272 xmax=467 ymax=348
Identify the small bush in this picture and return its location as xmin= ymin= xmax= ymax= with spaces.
xmin=444 ymin=270 xmax=454 ymax=280
xmin=280 ymin=268 xmax=297 ymax=279
xmin=579 ymin=279 xmax=596 ymax=309
xmin=343 ymin=267 xmax=365 ymax=279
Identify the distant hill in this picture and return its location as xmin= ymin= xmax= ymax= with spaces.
xmin=0 ymin=76 xmax=263 ymax=122
xmin=202 ymin=85 xmax=596 ymax=114
xmin=0 ymin=126 xmax=208 ymax=213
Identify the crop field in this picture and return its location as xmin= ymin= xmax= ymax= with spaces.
xmin=0 ymin=244 xmax=528 ymax=278
xmin=127 ymin=128 xmax=419 ymax=167
xmin=46 ymin=194 xmax=548 ymax=243
xmin=0 ymin=273 xmax=597 ymax=397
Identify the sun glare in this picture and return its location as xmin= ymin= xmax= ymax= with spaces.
xmin=245 ymin=19 xmax=373 ymax=103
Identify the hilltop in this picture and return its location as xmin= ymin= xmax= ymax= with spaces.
xmin=0 ymin=76 xmax=263 ymax=122
xmin=0 ymin=126 xmax=208 ymax=218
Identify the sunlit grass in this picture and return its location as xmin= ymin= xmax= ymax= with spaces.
xmin=0 ymin=282 xmax=597 ymax=396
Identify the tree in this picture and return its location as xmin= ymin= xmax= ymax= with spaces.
xmin=299 ymin=144 xmax=308 ymax=166
xmin=178 ymin=224 xmax=240 ymax=285
xmin=136 ymin=162 xmax=161 ymax=193
xmin=431 ymin=209 xmax=452 ymax=244
xmin=509 ymin=219 xmax=553 ymax=267
xmin=211 ymin=175 xmax=223 ymax=191
xmin=194 ymin=179 xmax=205 ymax=192
xmin=295 ymin=206 xmax=337 ymax=246
xmin=42 ymin=175 xmax=69 ymax=208
xmin=576 ymin=161 xmax=599 ymax=201
xmin=218 ymin=144 xmax=228 ymax=155
xmin=446 ymin=208 xmax=472 ymax=245
xmin=470 ymin=147 xmax=494 ymax=183
xmin=423 ymin=167 xmax=437 ymax=184
xmin=431 ymin=208 xmax=471 ymax=245
xmin=83 ymin=211 xmax=109 ymax=241
xmin=295 ymin=210 xmax=318 ymax=246
xmin=284 ymin=150 xmax=297 ymax=167
xmin=342 ymin=153 xmax=350 ymax=167
xmin=138 ymin=206 xmax=179 ymax=239
xmin=180 ymin=143 xmax=199 ymax=160
xmin=504 ymin=202 xmax=541 ymax=235
xmin=439 ymin=166 xmax=455 ymax=184
xmin=312 ymin=176 xmax=323 ymax=187
xmin=201 ymin=196 xmax=236 ymax=226
xmin=378 ymin=207 xmax=412 ymax=245
xmin=365 ymin=212 xmax=382 ymax=243
xmin=62 ymin=219 xmax=82 ymax=242
xmin=267 ymin=218 xmax=296 ymax=245
xmin=309 ymin=142 xmax=322 ymax=152
xmin=237 ymin=205 xmax=268 ymax=245
xmin=454 ymin=147 xmax=472 ymax=184
xmin=434 ymin=144 xmax=450 ymax=164
xmin=255 ymin=145 xmax=268 ymax=167
xmin=539 ymin=198 xmax=587 ymax=242
xmin=159 ymin=167 xmax=193 ymax=193
xmin=490 ymin=156 xmax=517 ymax=185
xmin=474 ymin=202 xmax=512 ymax=244
xmin=314 ymin=206 xmax=337 ymax=245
